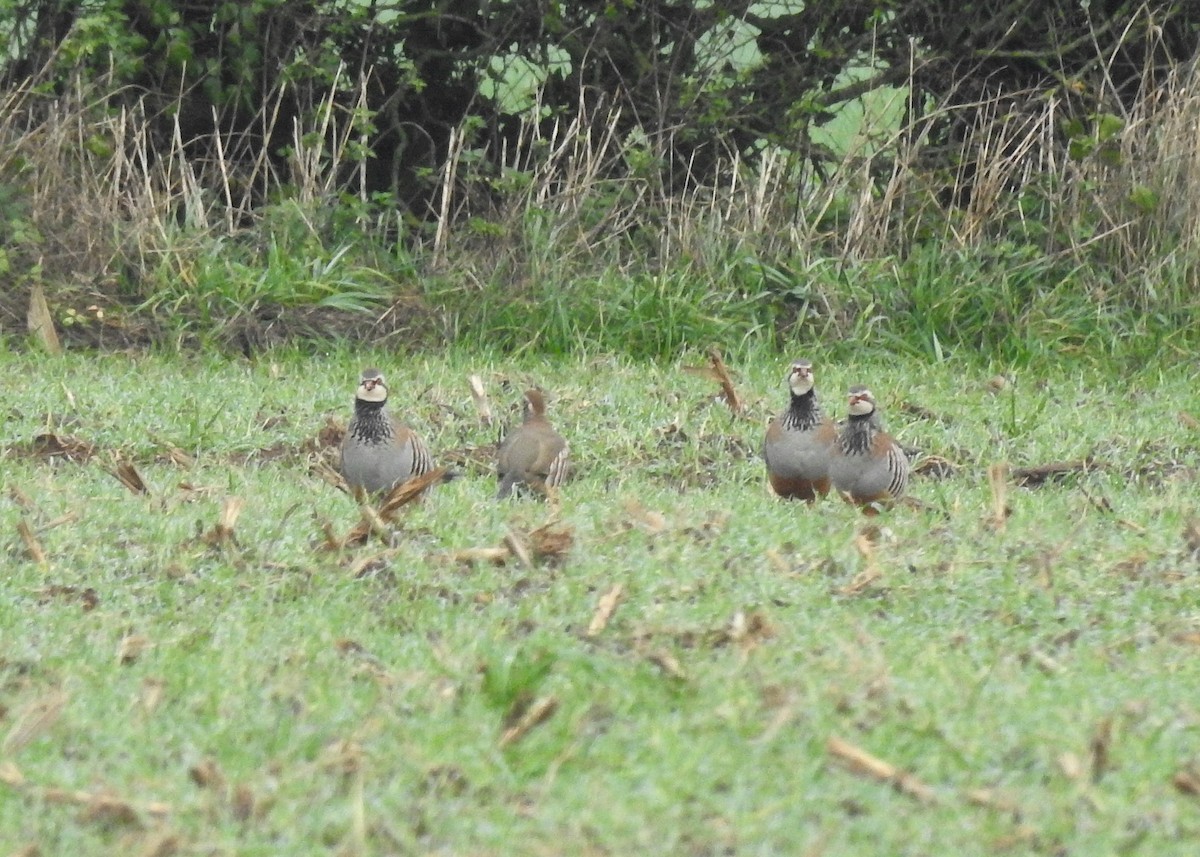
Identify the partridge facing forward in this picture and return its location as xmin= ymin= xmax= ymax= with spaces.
xmin=828 ymin=385 xmax=910 ymax=514
xmin=496 ymin=389 xmax=569 ymax=499
xmin=762 ymin=359 xmax=837 ymax=502
xmin=340 ymin=368 xmax=434 ymax=495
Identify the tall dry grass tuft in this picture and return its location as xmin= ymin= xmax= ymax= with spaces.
xmin=1088 ymin=58 xmax=1200 ymax=311
xmin=444 ymin=52 xmax=1200 ymax=256
xmin=0 ymin=64 xmax=384 ymax=337
xmin=0 ymin=75 xmax=135 ymax=290
xmin=433 ymin=91 xmax=655 ymax=280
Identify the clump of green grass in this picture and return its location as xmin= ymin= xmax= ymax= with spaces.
xmin=430 ymin=265 xmax=776 ymax=358
xmin=138 ymin=228 xmax=396 ymax=329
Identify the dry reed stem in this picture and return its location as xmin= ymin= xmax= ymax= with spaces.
xmin=110 ymin=458 xmax=150 ymax=495
xmin=498 ymin=696 xmax=558 ymax=747
xmin=26 ymin=282 xmax=62 ymax=353
xmin=827 ymin=735 xmax=937 ymax=803
xmin=3 ymin=689 xmax=69 ymax=755
xmin=706 ymin=347 xmax=743 ymax=415
xmin=586 ymin=584 xmax=624 ymax=637
xmin=201 ymin=496 xmax=244 ymax=546
xmin=16 ymin=518 xmax=47 ymax=565
xmin=987 ymin=462 xmax=1010 ymax=530
xmin=467 ymin=374 xmax=493 ymax=425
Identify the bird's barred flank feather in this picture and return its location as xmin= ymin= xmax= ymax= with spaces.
xmin=409 ymin=434 xmax=434 ymax=477
xmin=546 ymin=443 xmax=570 ymax=488
xmin=886 ymin=444 xmax=910 ymax=499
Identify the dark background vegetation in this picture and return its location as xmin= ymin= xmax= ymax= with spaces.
xmin=1 ymin=0 xmax=1197 ymax=361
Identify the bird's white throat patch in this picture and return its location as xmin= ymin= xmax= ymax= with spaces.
xmin=788 ymin=375 xmax=814 ymax=396
xmin=847 ymin=398 xmax=875 ymax=416
xmin=356 ymin=380 xmax=388 ymax=403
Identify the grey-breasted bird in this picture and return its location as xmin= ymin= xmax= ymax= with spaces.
xmin=340 ymin=368 xmax=433 ymax=495
xmin=762 ymin=358 xmax=837 ymax=503
xmin=828 ymin=385 xmax=910 ymax=514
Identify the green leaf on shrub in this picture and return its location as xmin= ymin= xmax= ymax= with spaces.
xmin=1062 ymin=118 xmax=1086 ymax=139
xmin=85 ymin=135 xmax=113 ymax=158
xmin=1068 ymin=138 xmax=1094 ymax=160
xmin=166 ymin=34 xmax=193 ymax=66
xmin=1128 ymin=186 xmax=1159 ymax=213
xmin=1096 ymin=113 xmax=1124 ymax=141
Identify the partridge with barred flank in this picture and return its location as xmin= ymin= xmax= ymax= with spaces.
xmin=340 ymin=368 xmax=434 ymax=495
xmin=828 ymin=385 xmax=909 ymax=514
xmin=762 ymin=359 xmax=836 ymax=502
xmin=496 ymin=389 xmax=569 ymax=499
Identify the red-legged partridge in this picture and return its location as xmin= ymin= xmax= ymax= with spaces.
xmin=762 ymin=359 xmax=837 ymax=502
xmin=496 ymin=388 xmax=569 ymax=499
xmin=340 ymin=368 xmax=434 ymax=495
xmin=828 ymin=385 xmax=910 ymax=514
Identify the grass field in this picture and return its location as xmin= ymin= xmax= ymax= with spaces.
xmin=3 ymin=346 xmax=1200 ymax=855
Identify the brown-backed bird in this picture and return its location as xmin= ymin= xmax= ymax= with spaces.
xmin=496 ymin=388 xmax=569 ymax=499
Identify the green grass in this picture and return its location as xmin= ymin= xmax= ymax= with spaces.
xmin=2 ymin=347 xmax=1200 ymax=855
xmin=426 ymin=265 xmax=778 ymax=359
xmin=136 ymin=231 xmax=399 ymax=329
xmin=418 ymin=242 xmax=1200 ymax=366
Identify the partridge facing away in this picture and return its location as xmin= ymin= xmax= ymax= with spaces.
xmin=496 ymin=388 xmax=569 ymax=499
xmin=762 ymin=359 xmax=837 ymax=502
xmin=340 ymin=368 xmax=434 ymax=495
xmin=828 ymin=385 xmax=910 ymax=514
